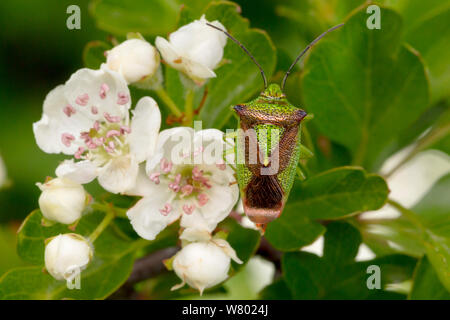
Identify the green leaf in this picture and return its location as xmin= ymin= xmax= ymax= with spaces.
xmin=218 ymin=218 xmax=260 ymax=271
xmin=389 ymin=0 xmax=450 ymax=104
xmin=265 ymin=167 xmax=388 ymax=251
xmin=2 ymin=210 xmax=176 ymax=299
xmin=360 ymin=174 xmax=450 ymax=292
xmin=82 ymin=40 xmax=110 ymax=69
xmin=259 ymin=278 xmax=292 ymax=300
xmin=410 ymin=256 xmax=450 ymax=300
xmin=199 ymin=1 xmax=277 ymax=128
xmin=282 ymin=222 xmax=416 ymax=299
xmin=302 ymin=5 xmax=429 ymax=170
xmin=89 ymin=0 xmax=180 ymax=36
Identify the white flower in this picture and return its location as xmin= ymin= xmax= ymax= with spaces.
xmin=33 ymin=67 xmax=161 ymax=194
xmin=37 ymin=177 xmax=87 ymax=225
xmin=155 ymin=15 xmax=227 ymax=84
xmin=172 ymin=239 xmax=242 ymax=294
xmin=127 ymin=127 xmax=238 ymax=240
xmin=45 ymin=233 xmax=93 ymax=281
xmin=0 ymin=154 xmax=6 ymax=188
xmin=106 ymin=39 xmax=160 ymax=84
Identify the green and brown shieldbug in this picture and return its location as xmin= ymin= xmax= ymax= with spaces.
xmin=208 ymin=23 xmax=344 ymax=231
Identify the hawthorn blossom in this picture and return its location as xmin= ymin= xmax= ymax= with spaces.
xmin=106 ymin=39 xmax=160 ymax=84
xmin=155 ymin=15 xmax=227 ymax=84
xmin=45 ymin=233 xmax=93 ymax=281
xmin=127 ymin=127 xmax=238 ymax=240
xmin=172 ymin=239 xmax=242 ymax=294
xmin=33 ymin=67 xmax=161 ymax=194
xmin=37 ymin=177 xmax=87 ymax=225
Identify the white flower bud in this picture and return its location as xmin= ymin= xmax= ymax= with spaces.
xmin=106 ymin=39 xmax=160 ymax=84
xmin=44 ymin=233 xmax=93 ymax=281
xmin=155 ymin=15 xmax=227 ymax=84
xmin=172 ymin=240 xmax=242 ymax=294
xmin=37 ymin=177 xmax=87 ymax=224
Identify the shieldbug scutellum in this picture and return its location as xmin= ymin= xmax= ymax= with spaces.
xmin=208 ymin=23 xmax=344 ymax=231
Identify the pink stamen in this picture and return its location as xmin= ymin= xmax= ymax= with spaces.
xmin=106 ymin=130 xmax=121 ymax=138
xmin=91 ymin=106 xmax=98 ymax=115
xmin=104 ymin=112 xmax=121 ymax=123
xmin=75 ymin=93 xmax=89 ymax=106
xmin=63 ymin=105 xmax=76 ymax=117
xmin=159 ymin=203 xmax=172 ymax=216
xmin=149 ymin=172 xmax=160 ymax=184
xmin=117 ymin=92 xmax=129 ymax=105
xmin=74 ymin=147 xmax=85 ymax=159
xmin=197 ymin=193 xmax=209 ymax=207
xmin=61 ymin=133 xmax=75 ymax=147
xmin=169 ymin=173 xmax=181 ymax=192
xmin=160 ymin=158 xmax=173 ymax=174
xmin=120 ymin=126 xmax=131 ymax=134
xmin=99 ymin=83 xmax=109 ymax=99
xmin=108 ymin=141 xmax=115 ymax=149
xmin=93 ymin=137 xmax=105 ymax=147
xmin=93 ymin=121 xmax=100 ymax=131
xmin=182 ymin=204 xmax=195 ymax=215
xmin=181 ymin=184 xmax=193 ymax=196
xmin=87 ymin=139 xmax=97 ymax=150
xmin=192 ymin=166 xmax=203 ymax=179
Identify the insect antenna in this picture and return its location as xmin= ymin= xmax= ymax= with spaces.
xmin=281 ymin=23 xmax=345 ymax=91
xmin=206 ymin=23 xmax=268 ymax=89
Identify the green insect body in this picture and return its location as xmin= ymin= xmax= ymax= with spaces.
xmin=234 ymin=84 xmax=306 ymax=227
xmin=207 ymin=22 xmax=344 ymax=230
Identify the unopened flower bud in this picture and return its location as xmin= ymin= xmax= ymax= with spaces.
xmin=172 ymin=240 xmax=242 ymax=294
xmin=44 ymin=233 xmax=93 ymax=281
xmin=155 ymin=15 xmax=227 ymax=84
xmin=37 ymin=177 xmax=87 ymax=224
xmin=106 ymin=39 xmax=160 ymax=84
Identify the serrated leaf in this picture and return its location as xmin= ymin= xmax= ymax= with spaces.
xmin=360 ymin=174 xmax=450 ymax=292
xmin=199 ymin=1 xmax=277 ymax=128
xmin=302 ymin=6 xmax=429 ymax=170
xmin=390 ymin=0 xmax=450 ymax=104
xmin=3 ymin=210 xmax=176 ymax=299
xmin=265 ymin=167 xmax=388 ymax=251
xmin=282 ymin=222 xmax=416 ymax=299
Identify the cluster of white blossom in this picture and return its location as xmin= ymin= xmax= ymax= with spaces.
xmin=33 ymin=16 xmax=241 ymax=293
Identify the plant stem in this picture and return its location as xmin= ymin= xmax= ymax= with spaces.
xmin=385 ymin=122 xmax=450 ymax=178
xmin=88 ymin=209 xmax=115 ymax=243
xmin=155 ymin=88 xmax=183 ymax=118
xmin=386 ymin=199 xmax=425 ymax=233
xmin=184 ymin=89 xmax=195 ymax=126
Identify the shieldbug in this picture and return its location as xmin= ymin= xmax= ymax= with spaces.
xmin=208 ymin=23 xmax=344 ymax=231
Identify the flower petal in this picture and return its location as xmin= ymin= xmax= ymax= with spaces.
xmin=55 ymin=159 xmax=98 ymax=184
xmin=155 ymin=36 xmax=215 ymax=82
xmin=64 ymin=67 xmax=130 ymax=122
xmin=33 ymin=85 xmax=92 ymax=155
xmin=127 ymin=184 xmax=181 ymax=240
xmin=97 ymin=155 xmax=139 ymax=194
xmin=128 ymin=97 xmax=161 ymax=163
xmin=123 ymin=164 xmax=155 ymax=197
xmin=146 ymin=127 xmax=195 ymax=174
xmin=181 ymin=182 xmax=239 ymax=232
